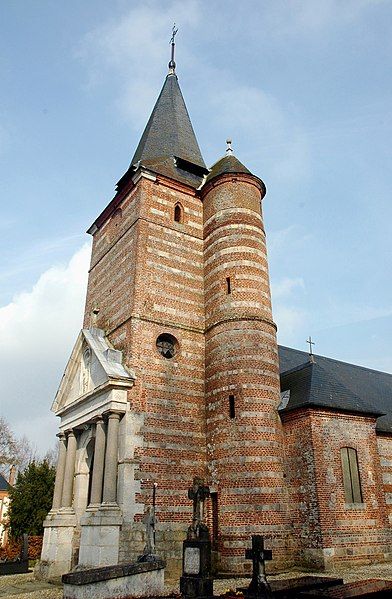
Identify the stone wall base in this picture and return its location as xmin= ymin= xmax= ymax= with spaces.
xmin=62 ymin=560 xmax=165 ymax=599
xmin=37 ymin=511 xmax=76 ymax=581
xmin=78 ymin=506 xmax=122 ymax=568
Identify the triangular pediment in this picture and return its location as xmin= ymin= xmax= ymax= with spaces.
xmin=52 ymin=328 xmax=135 ymax=415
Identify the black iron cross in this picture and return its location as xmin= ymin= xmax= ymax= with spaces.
xmin=306 ymin=336 xmax=315 ymax=356
xmin=245 ymin=536 xmax=273 ymax=598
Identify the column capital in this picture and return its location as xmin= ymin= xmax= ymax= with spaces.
xmin=108 ymin=412 xmax=121 ymax=421
xmin=57 ymin=431 xmax=66 ymax=440
xmin=65 ymin=429 xmax=76 ymax=438
xmin=103 ymin=411 xmax=122 ymax=421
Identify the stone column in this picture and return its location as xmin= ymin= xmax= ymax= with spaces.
xmin=89 ymin=418 xmax=106 ymax=506
xmin=52 ymin=432 xmax=67 ymax=510
xmin=61 ymin=430 xmax=77 ymax=509
xmin=102 ymin=413 xmax=121 ymax=505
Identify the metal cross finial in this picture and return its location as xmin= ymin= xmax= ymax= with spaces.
xmin=170 ymin=23 xmax=178 ymax=44
xmin=226 ymin=138 xmax=233 ymax=155
xmin=306 ymin=336 xmax=315 ymax=356
xmin=168 ymin=23 xmax=178 ymax=73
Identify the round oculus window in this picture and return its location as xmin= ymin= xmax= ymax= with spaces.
xmin=156 ymin=333 xmax=178 ymax=359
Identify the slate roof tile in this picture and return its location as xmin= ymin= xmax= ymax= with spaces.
xmin=278 ymin=345 xmax=392 ymax=433
xmin=0 ymin=473 xmax=9 ymax=491
xmin=117 ymin=73 xmax=207 ymax=190
xmin=204 ymin=153 xmax=251 ymax=185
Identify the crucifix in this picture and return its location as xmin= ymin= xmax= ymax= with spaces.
xmin=245 ymin=535 xmax=273 ymax=599
xmin=187 ymin=476 xmax=210 ymax=539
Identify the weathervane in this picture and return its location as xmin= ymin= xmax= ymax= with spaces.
xmin=226 ymin=138 xmax=233 ymax=155
xmin=168 ymin=23 xmax=178 ymax=73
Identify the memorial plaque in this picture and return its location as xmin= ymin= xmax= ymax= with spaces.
xmin=184 ymin=546 xmax=200 ymax=575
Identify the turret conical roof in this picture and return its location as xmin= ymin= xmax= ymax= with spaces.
xmin=204 ymin=153 xmax=251 ymax=185
xmin=117 ymin=73 xmax=207 ymax=190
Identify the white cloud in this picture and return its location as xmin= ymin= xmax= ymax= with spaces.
xmin=317 ymin=300 xmax=392 ymax=331
xmin=77 ymin=0 xmax=201 ymax=127
xmin=263 ymin=0 xmax=382 ymax=37
xmin=0 ymin=234 xmax=86 ymax=285
xmin=0 ymin=244 xmax=91 ymax=455
xmin=272 ymin=277 xmax=305 ymax=299
xmin=271 ymin=276 xmax=307 ymax=344
xmin=76 ymin=1 xmax=311 ymax=183
xmin=275 ymin=305 xmax=307 ymax=344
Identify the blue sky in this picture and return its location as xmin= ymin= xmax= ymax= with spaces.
xmin=0 ymin=0 xmax=391 ymax=454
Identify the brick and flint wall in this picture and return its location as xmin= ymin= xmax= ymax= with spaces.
xmin=201 ymin=173 xmax=290 ymax=572
xmin=84 ymin=173 xmax=207 ymax=575
xmin=282 ymin=408 xmax=392 ymax=568
xmin=82 ymin=165 xmax=392 ymax=575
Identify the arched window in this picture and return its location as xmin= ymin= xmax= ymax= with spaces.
xmin=174 ymin=203 xmax=183 ymax=223
xmin=341 ymin=447 xmax=363 ymax=503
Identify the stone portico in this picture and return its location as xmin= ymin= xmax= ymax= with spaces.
xmin=37 ymin=328 xmax=138 ymax=581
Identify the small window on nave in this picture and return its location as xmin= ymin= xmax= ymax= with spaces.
xmin=341 ymin=447 xmax=363 ymax=504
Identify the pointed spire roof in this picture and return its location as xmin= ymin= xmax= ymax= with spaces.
xmin=117 ymin=73 xmax=207 ymax=190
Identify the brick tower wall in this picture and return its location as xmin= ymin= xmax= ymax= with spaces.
xmin=202 ymin=174 xmax=291 ymax=573
xmin=84 ymin=174 xmax=207 ymax=576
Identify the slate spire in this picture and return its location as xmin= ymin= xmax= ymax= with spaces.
xmin=116 ymin=53 xmax=207 ymax=190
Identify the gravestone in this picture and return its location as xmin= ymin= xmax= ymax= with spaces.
xmin=244 ymin=535 xmax=273 ymax=599
xmin=180 ymin=477 xmax=213 ymax=599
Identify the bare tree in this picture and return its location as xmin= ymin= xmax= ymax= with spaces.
xmin=0 ymin=417 xmax=36 ymax=480
xmin=42 ymin=440 xmax=59 ymax=468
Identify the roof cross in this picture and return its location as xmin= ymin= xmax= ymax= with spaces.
xmin=168 ymin=23 xmax=178 ymax=73
xmin=306 ymin=336 xmax=315 ymax=362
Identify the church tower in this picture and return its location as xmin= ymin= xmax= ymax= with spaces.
xmin=40 ymin=45 xmax=290 ymax=581
xmin=202 ymin=149 xmax=289 ymax=571
xmin=82 ymin=58 xmax=210 ymax=575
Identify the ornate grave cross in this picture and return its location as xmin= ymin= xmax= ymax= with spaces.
xmin=245 ymin=535 xmax=273 ymax=599
xmin=187 ymin=476 xmax=210 ymax=539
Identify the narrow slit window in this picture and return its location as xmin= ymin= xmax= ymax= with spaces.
xmin=229 ymin=395 xmax=235 ymax=419
xmin=210 ymin=492 xmax=219 ymax=550
xmin=174 ymin=203 xmax=182 ymax=223
xmin=226 ymin=277 xmax=231 ymax=294
xmin=341 ymin=447 xmax=363 ymax=503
